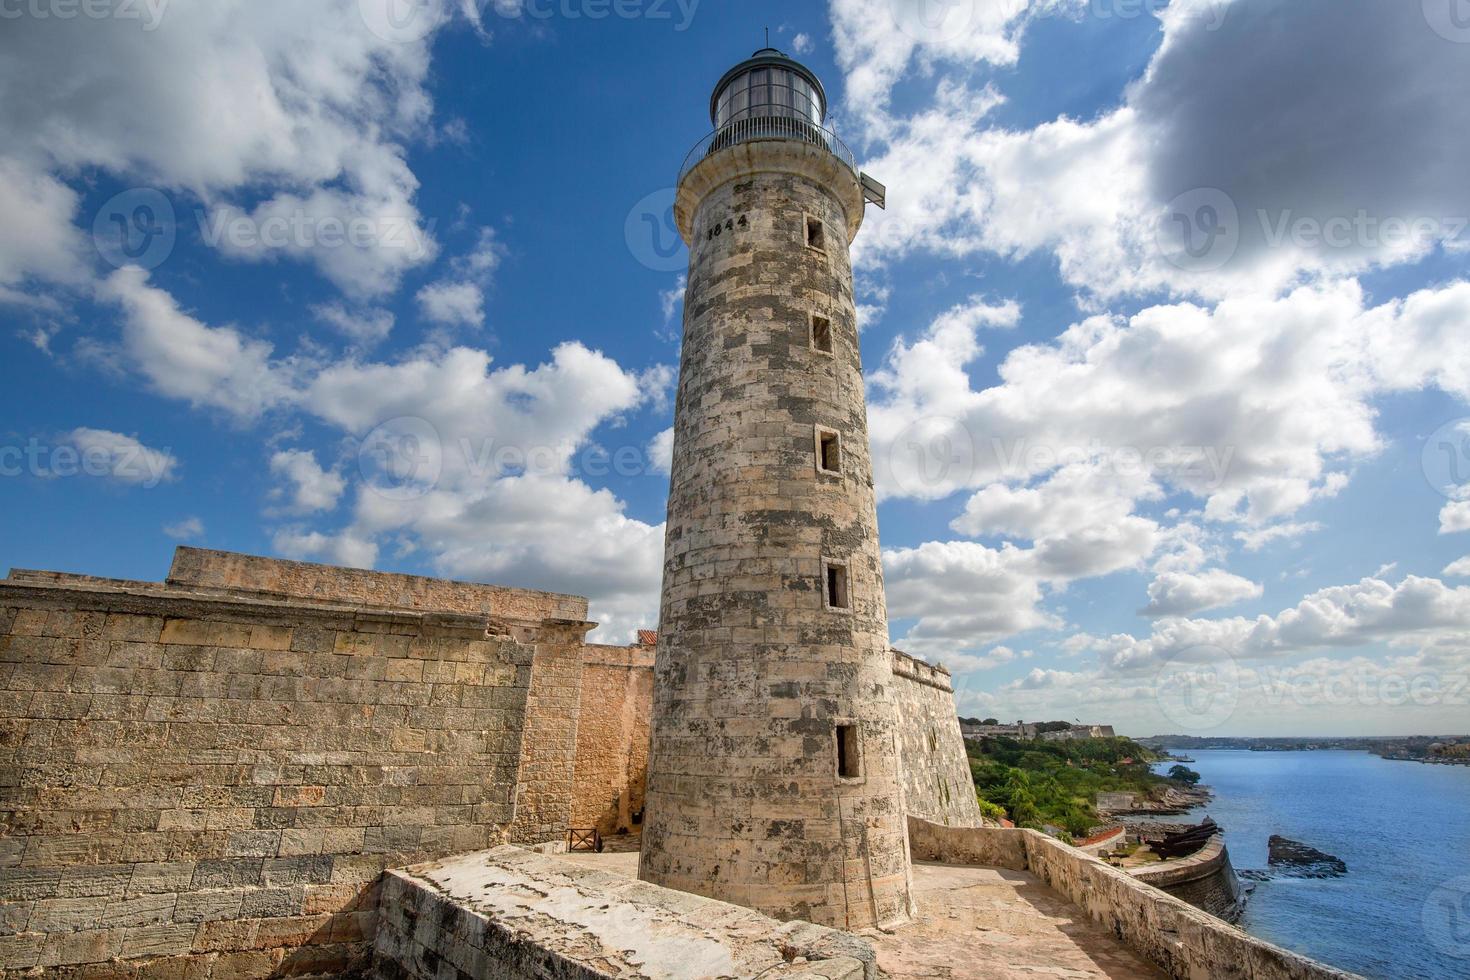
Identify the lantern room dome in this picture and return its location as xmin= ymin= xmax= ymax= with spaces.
xmin=709 ymin=47 xmax=828 ymax=128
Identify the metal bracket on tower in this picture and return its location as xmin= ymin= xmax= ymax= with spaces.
xmin=860 ymin=173 xmax=887 ymax=210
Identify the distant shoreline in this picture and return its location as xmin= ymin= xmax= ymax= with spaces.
xmin=1141 ymin=735 xmax=1470 ymax=767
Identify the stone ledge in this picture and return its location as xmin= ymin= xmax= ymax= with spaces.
xmin=372 ymin=846 xmax=875 ymax=980
xmin=890 ymin=650 xmax=953 ymax=693
xmin=675 ymin=138 xmax=866 ymax=244
xmin=0 ymin=579 xmax=496 ymax=639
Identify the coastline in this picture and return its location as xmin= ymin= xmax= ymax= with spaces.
xmin=1139 ymin=748 xmax=1470 ymax=978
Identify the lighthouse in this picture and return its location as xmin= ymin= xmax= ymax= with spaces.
xmin=638 ymin=47 xmax=911 ymax=929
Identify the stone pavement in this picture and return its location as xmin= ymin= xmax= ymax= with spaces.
xmin=560 ymin=853 xmax=1163 ymax=978
xmin=875 ymin=861 xmax=1164 ymax=979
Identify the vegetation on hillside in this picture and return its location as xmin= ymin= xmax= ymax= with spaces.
xmin=967 ymin=736 xmax=1194 ymax=836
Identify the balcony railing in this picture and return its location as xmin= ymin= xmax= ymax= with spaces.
xmin=678 ymin=117 xmax=858 ymax=184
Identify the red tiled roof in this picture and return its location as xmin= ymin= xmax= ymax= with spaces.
xmin=1078 ymin=826 xmax=1125 ymax=847
xmin=637 ymin=630 xmax=658 ymax=646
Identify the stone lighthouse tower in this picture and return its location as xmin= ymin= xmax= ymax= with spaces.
xmin=639 ymin=48 xmax=911 ymax=930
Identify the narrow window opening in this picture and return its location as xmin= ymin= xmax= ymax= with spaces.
xmin=817 ymin=428 xmax=842 ymax=475
xmin=826 ymin=562 xmax=850 ymax=610
xmin=811 ymin=314 xmax=833 ymax=354
xmin=806 ymin=216 xmax=825 ymax=250
xmin=836 ymin=725 xmax=860 ymax=779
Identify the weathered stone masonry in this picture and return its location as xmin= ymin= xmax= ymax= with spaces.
xmin=640 ymin=132 xmax=914 ymax=927
xmin=571 ymin=645 xmax=654 ymax=837
xmin=0 ymin=549 xmax=648 ymax=978
xmin=889 ymin=653 xmax=982 ymax=830
xmin=0 ymin=544 xmax=975 ymax=977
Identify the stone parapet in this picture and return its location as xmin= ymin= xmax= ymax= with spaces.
xmin=889 ymin=653 xmax=982 ymax=829
xmin=906 ymin=817 xmax=1360 ymax=980
xmin=890 ymin=650 xmax=953 ymax=692
xmin=371 ymin=847 xmax=875 ymax=980
xmin=165 ymin=547 xmax=588 ymax=625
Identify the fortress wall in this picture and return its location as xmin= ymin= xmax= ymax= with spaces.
xmin=570 ymin=645 xmax=654 ymax=836
xmin=504 ymin=623 xmax=591 ymax=846
xmin=907 ymin=818 xmax=1356 ymax=980
xmin=166 ymin=548 xmax=588 ymax=625
xmin=0 ymin=577 xmax=537 ymax=978
xmin=890 ymin=652 xmax=984 ymax=828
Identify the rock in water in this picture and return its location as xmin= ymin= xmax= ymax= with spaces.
xmin=1265 ymin=836 xmax=1347 ymax=878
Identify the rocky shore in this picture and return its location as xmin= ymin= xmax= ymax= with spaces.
xmin=1097 ymin=785 xmax=1213 ymax=817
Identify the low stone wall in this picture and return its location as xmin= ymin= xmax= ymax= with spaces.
xmin=371 ymin=847 xmax=875 ymax=980
xmin=889 ymin=652 xmax=983 ymax=828
xmin=907 ymin=817 xmax=1359 ymax=980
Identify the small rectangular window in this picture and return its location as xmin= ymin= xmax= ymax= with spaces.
xmin=825 ymin=561 xmax=849 ymax=610
xmin=836 ymin=725 xmax=860 ymax=779
xmin=816 ymin=427 xmax=841 ymax=475
xmin=806 ymin=216 xmax=825 ymax=250
xmin=811 ymin=314 xmax=833 ymax=354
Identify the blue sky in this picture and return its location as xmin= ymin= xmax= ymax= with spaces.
xmin=3 ymin=0 xmax=1470 ymax=736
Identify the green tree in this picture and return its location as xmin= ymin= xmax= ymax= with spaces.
xmin=1167 ymin=764 xmax=1201 ymax=786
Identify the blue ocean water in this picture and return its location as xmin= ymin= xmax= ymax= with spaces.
xmin=1155 ymin=750 xmax=1470 ymax=979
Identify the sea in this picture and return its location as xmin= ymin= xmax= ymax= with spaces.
xmin=1152 ymin=749 xmax=1470 ymax=979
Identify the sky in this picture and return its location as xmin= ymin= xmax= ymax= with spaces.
xmin=2 ymin=0 xmax=1470 ymax=738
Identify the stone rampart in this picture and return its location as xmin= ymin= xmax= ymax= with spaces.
xmin=907 ymin=817 xmax=1359 ymax=980
xmin=889 ymin=652 xmax=983 ymax=829
xmin=0 ymin=573 xmax=537 ymax=977
xmin=0 ymin=551 xmax=652 ymax=978
xmin=166 ymin=548 xmax=588 ymax=625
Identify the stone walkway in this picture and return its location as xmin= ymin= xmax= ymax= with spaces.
xmin=559 ymin=853 xmax=1163 ymax=978
xmin=875 ymin=861 xmax=1164 ymax=979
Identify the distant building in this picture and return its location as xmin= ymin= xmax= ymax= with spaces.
xmin=961 ymin=722 xmax=1040 ymax=741
xmin=1042 ymin=724 xmax=1117 ymax=741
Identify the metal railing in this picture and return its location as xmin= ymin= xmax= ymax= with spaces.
xmin=678 ymin=116 xmax=858 ymax=184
